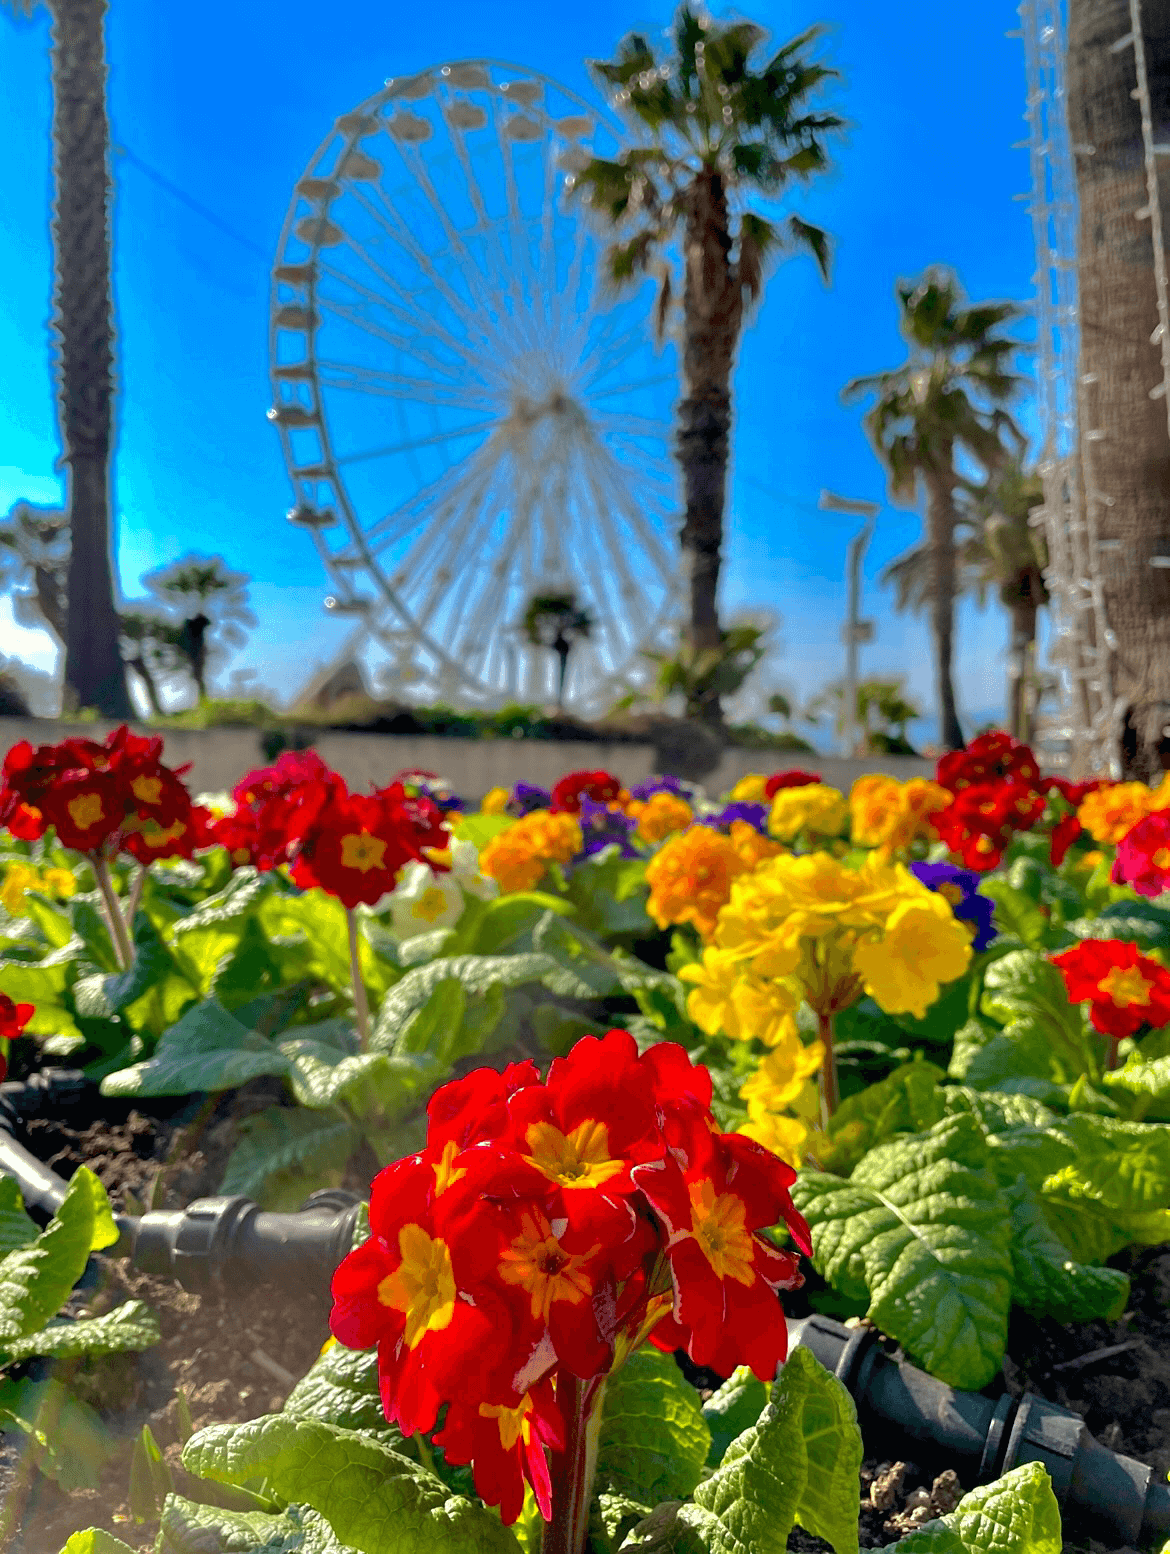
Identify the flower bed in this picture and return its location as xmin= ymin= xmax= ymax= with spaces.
xmin=0 ymin=727 xmax=1168 ymax=1553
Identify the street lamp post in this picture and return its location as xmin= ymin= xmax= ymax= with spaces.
xmin=819 ymin=490 xmax=881 ymax=758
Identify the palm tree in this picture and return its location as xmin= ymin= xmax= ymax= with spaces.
xmin=806 ymin=677 xmax=921 ymax=755
xmin=576 ymin=7 xmax=842 ymax=727
xmin=3 ymin=0 xmax=131 ymax=717
xmin=142 ymin=555 xmax=254 ymax=704
xmin=118 ymin=608 xmax=181 ymax=716
xmin=883 ymin=461 xmax=1047 ymax=742
xmin=521 ymin=591 xmax=595 ymax=709
xmin=0 ymin=501 xmax=70 ymax=644
xmin=843 ymin=271 xmax=1025 ymax=751
xmin=1067 ymin=2 xmax=1170 ymax=779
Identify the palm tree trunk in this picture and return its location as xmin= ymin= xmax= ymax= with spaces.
xmin=126 ymin=655 xmax=162 ymax=716
xmin=1068 ymin=0 xmax=1170 ymax=779
xmin=677 ymin=169 xmax=741 ymax=728
xmin=51 ymin=0 xmax=131 ymax=719
xmin=1007 ymin=595 xmax=1038 ymax=742
xmin=925 ymin=469 xmax=964 ymax=750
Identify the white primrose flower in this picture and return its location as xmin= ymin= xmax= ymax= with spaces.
xmin=387 ymin=838 xmax=497 ymax=940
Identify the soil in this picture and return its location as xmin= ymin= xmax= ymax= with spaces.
xmin=3 ymin=1087 xmax=1168 ymax=1554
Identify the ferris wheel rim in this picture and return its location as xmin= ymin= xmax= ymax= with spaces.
xmin=267 ymin=58 xmax=681 ymax=709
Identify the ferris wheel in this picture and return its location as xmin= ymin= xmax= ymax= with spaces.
xmin=268 ymin=60 xmax=681 ymax=714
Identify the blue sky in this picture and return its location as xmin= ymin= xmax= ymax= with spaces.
xmin=0 ymin=0 xmax=1035 ymax=744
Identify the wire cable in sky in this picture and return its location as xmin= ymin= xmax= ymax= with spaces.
xmin=111 ymin=143 xmax=271 ymax=261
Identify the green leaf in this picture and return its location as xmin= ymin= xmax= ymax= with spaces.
xmin=451 ymin=813 xmax=515 ymax=850
xmin=1039 ymin=1114 xmax=1170 ymax=1258
xmin=768 ymin=1345 xmax=862 ymax=1554
xmin=563 ymin=851 xmax=651 ymax=936
xmin=282 ymin=1337 xmax=399 ymax=1442
xmin=370 ymin=951 xmax=599 ymax=1057
xmin=1004 ymin=1179 xmax=1129 ymax=1322
xmin=623 ymin=1346 xmax=861 ymax=1554
xmin=822 ymin=1062 xmax=946 ymax=1174
xmin=0 ymin=1375 xmax=113 ymax=1490
xmin=0 ymin=1167 xmax=118 ymax=1345
xmin=182 ymin=1413 xmax=522 ymax=1554
xmin=597 ymin=1347 xmax=712 ymax=1505
xmin=0 ymin=1174 xmax=37 ymax=1254
xmin=469 ymin=892 xmax=574 ymax=955
xmin=877 ymin=1462 xmax=1061 ymax=1554
xmin=158 ymin=1496 xmax=337 ymax=1554
xmin=220 ymin=1108 xmax=359 ymax=1210
xmin=980 ymin=951 xmax=1093 ymax=1078
xmin=5 ymin=1298 xmax=160 ymax=1362
xmin=57 ymin=1531 xmax=141 ymax=1554
xmin=129 ymin=1422 xmax=173 ymax=1523
xmin=74 ymin=912 xmax=193 ymax=1023
xmin=1102 ymin=1047 xmax=1170 ymax=1121
xmin=949 ymin=1016 xmax=1071 ymax=1101
xmin=791 ymin=1116 xmax=1014 ymax=1389
xmin=978 ymin=875 xmax=1050 ymax=949
xmin=1069 ymin=897 xmax=1170 ymax=954
xmin=701 ymin=1366 xmax=768 ymax=1467
xmin=101 ymin=998 xmax=291 ymax=1097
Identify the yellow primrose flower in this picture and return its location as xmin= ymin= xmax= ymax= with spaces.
xmin=849 ymin=773 xmax=951 ymax=854
xmin=632 ymin=791 xmax=693 ymax=845
xmin=0 ymin=863 xmax=38 ymax=916
xmin=738 ymin=1112 xmax=809 ymax=1168
xmin=680 ymin=946 xmax=799 ymax=1044
xmin=729 ymin=773 xmax=769 ymax=803
xmin=740 ymin=1036 xmax=825 ymax=1115
xmin=768 ymin=784 xmax=848 ymax=843
xmin=42 ymin=867 xmax=77 ymax=898
xmin=1077 ymin=781 xmax=1170 ymax=845
xmin=480 ymin=787 xmax=510 ymax=816
xmin=851 ymin=892 xmax=973 ymax=1019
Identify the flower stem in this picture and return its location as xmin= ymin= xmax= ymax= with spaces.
xmin=93 ymin=853 xmax=134 ymax=971
xmin=347 ymin=907 xmax=371 ymax=1052
xmin=123 ymin=862 xmax=147 ymax=933
xmin=1105 ymin=1034 xmax=1121 ymax=1072
xmin=542 ymin=1374 xmax=605 ymax=1554
xmin=818 ymin=1010 xmax=839 ymax=1121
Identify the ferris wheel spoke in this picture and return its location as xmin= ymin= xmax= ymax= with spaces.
xmin=353 ymin=439 xmax=502 ymax=562
xmin=577 ymin=452 xmax=648 ymax=632
xmin=347 ymin=182 xmax=505 ymax=358
xmin=589 ymin=374 xmax=677 ymax=398
xmin=486 ymin=95 xmax=549 ymax=364
xmin=316 ymin=299 xmax=483 ymax=395
xmin=436 ymin=106 xmax=545 ymax=365
xmin=407 ymin=461 xmax=511 ymax=629
xmin=333 ymin=419 xmax=497 ymax=467
xmin=318 ymin=250 xmax=493 ymax=382
xmin=589 ymin=445 xmax=680 ymax=587
xmin=388 ymin=442 xmax=509 ymax=603
xmin=316 ymin=359 xmax=490 ymax=412
xmin=397 ymin=141 xmax=538 ymax=367
xmin=579 ymin=316 xmax=660 ymax=387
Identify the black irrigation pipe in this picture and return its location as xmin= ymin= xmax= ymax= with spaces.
xmin=0 ymin=1073 xmax=1167 ymax=1545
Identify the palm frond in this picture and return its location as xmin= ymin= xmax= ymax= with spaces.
xmin=786 ymin=214 xmax=831 ymax=281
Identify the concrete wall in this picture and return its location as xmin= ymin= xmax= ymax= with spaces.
xmin=0 ymin=718 xmax=933 ymax=801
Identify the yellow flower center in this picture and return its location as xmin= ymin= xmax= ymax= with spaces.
xmin=432 ymin=1139 xmax=468 ymax=1196
xmin=376 ymin=1224 xmax=456 ymax=1349
xmin=340 ymin=831 xmax=387 ymax=872
xmin=1153 ymin=848 xmax=1170 ymax=870
xmin=67 ymin=792 xmax=105 ymax=830
xmin=498 ymin=1210 xmax=598 ymax=1322
xmin=412 ymin=885 xmax=450 ymax=922
xmin=1097 ymin=965 xmax=1153 ymax=1009
xmin=131 ymin=775 xmax=163 ymax=806
xmin=524 ymin=1119 xmax=624 ymax=1191
xmin=688 ymin=1179 xmax=755 ymax=1285
xmin=479 ymin=1395 xmax=532 ymax=1452
xmin=939 ymin=881 xmax=963 ymax=907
